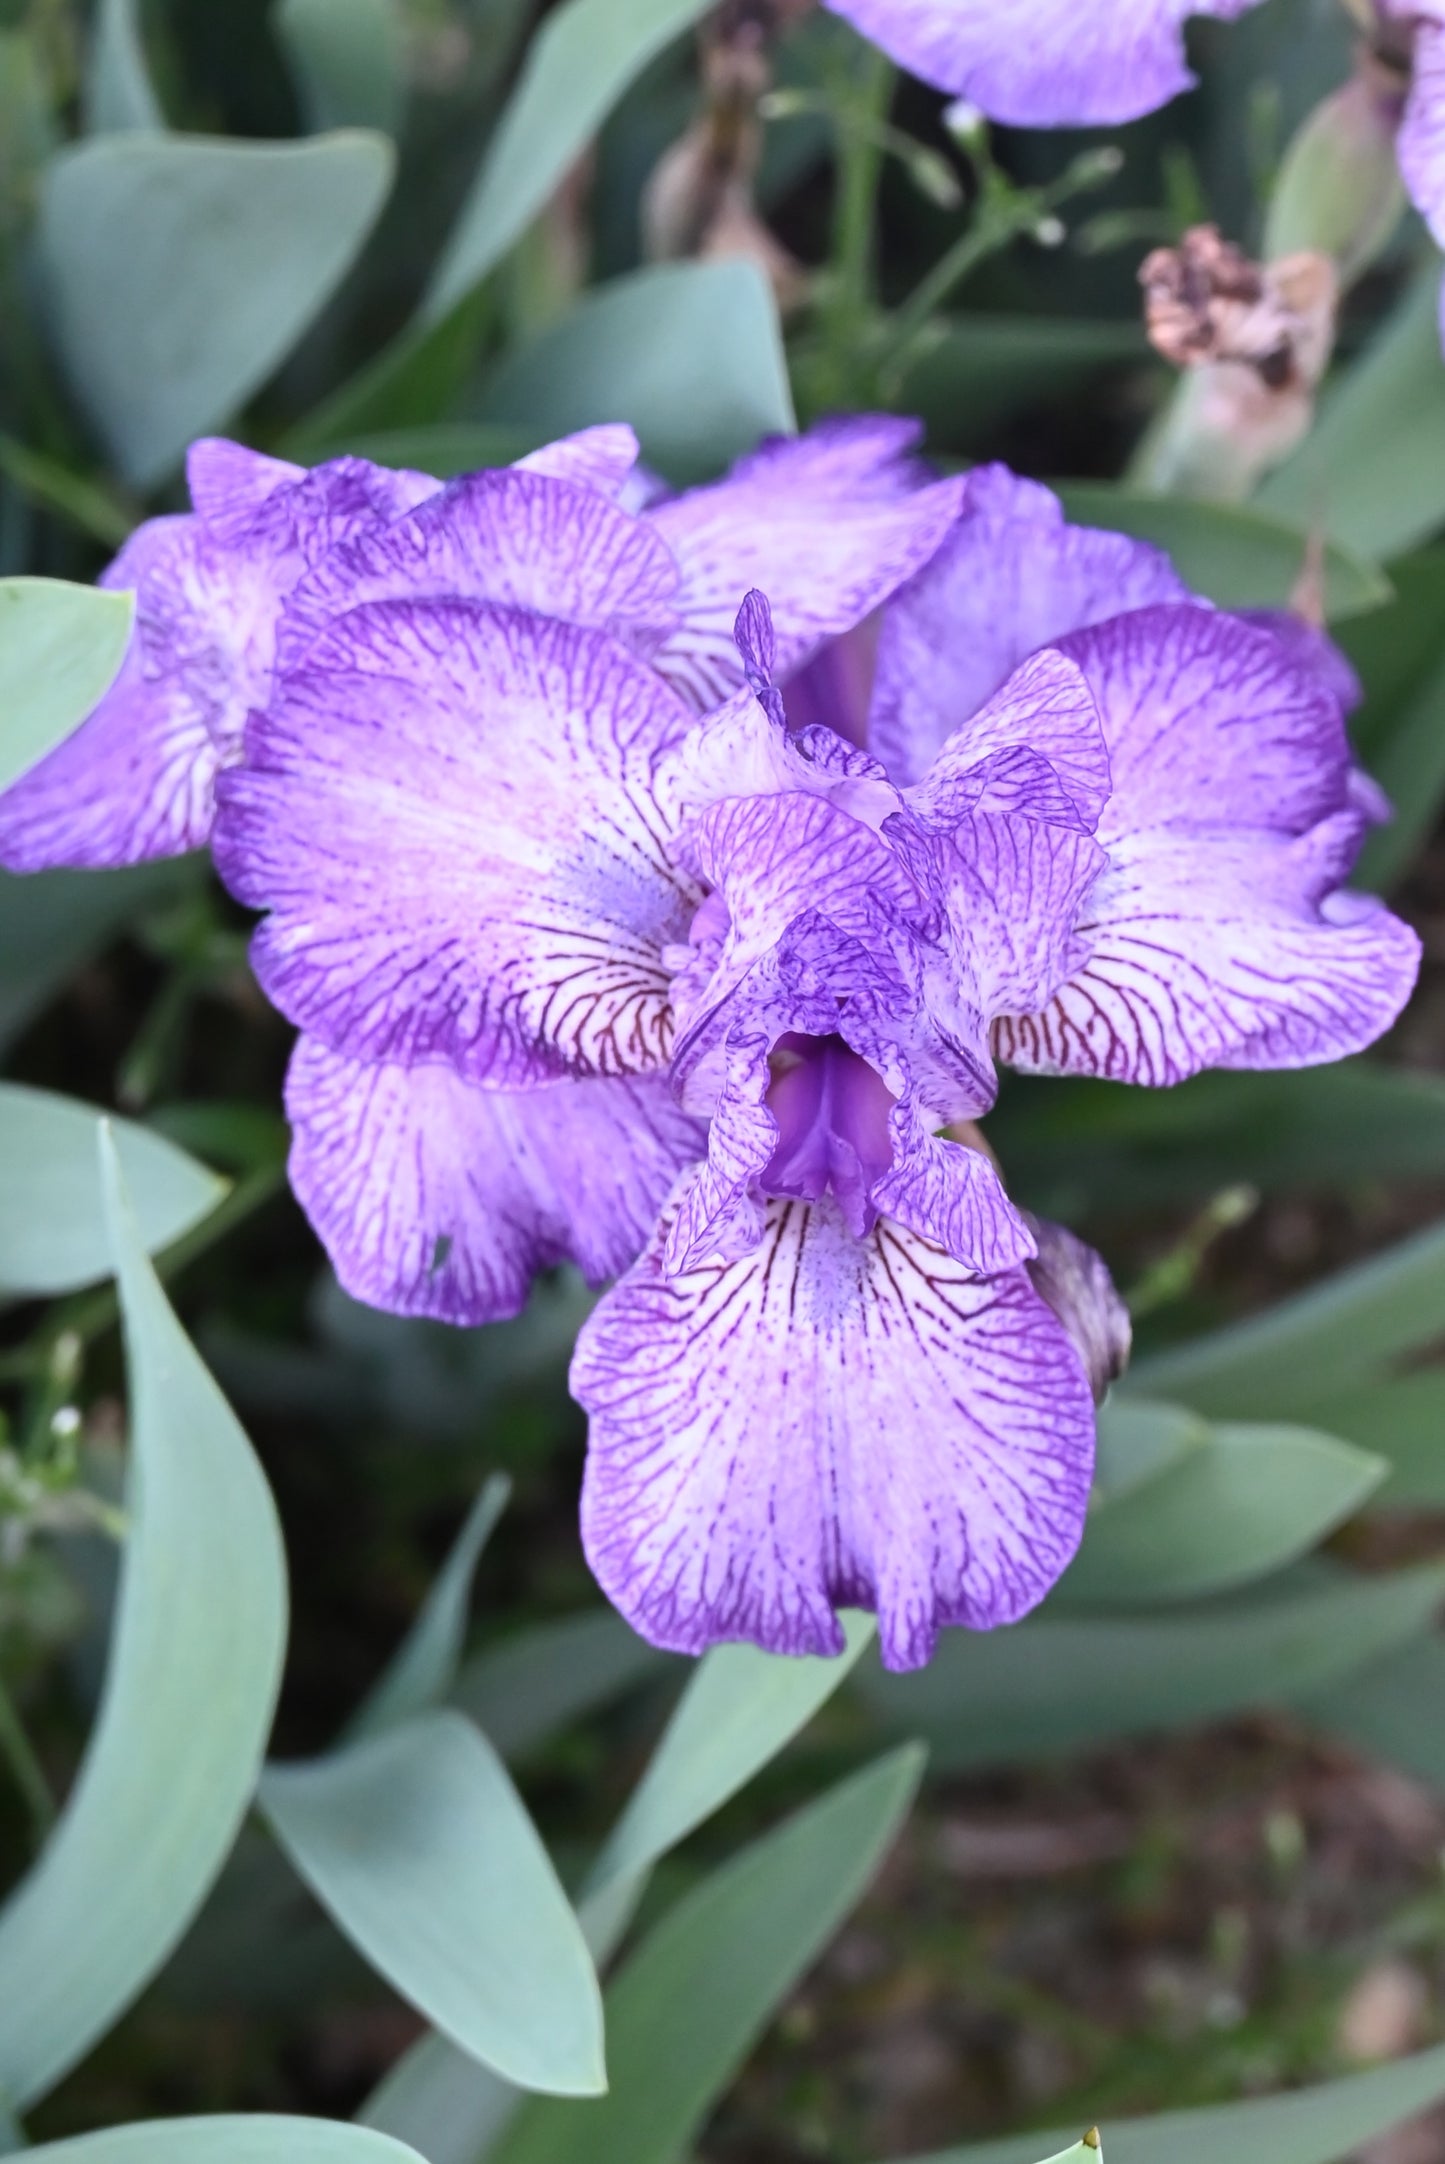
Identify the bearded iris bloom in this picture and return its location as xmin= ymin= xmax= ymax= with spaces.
xmin=1 ymin=418 xmax=1418 ymax=1667
xmin=197 ymin=434 xmax=1416 ymax=1668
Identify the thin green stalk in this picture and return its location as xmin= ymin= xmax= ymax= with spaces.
xmin=818 ymin=46 xmax=895 ymax=397
xmin=876 ymin=145 xmax=1123 ymax=392
xmin=0 ymin=1670 xmax=55 ymax=1847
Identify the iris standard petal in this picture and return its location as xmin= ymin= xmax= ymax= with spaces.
xmin=286 ymin=1035 xmax=704 ymax=1326
xmin=276 ymin=464 xmax=681 ymax=677
xmin=575 ymin=1194 xmax=1097 ymax=1670
xmin=820 ymin=0 xmax=1261 ymax=122
xmin=644 ymin=417 xmax=968 ymax=710
xmin=0 ymin=515 xmax=269 ymax=868
xmin=216 ymin=601 xmax=700 ymax=1085
xmin=870 ymin=466 xmax=1185 ymax=787
xmin=1398 ymin=12 xmax=1445 ymax=249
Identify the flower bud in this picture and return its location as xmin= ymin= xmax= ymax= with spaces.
xmin=1264 ymin=45 xmax=1408 ymax=284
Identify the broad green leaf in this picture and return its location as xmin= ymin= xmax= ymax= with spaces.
xmin=901 ymin=2040 xmax=1445 ymax=2164
xmin=490 ymin=1745 xmax=926 ymax=2164
xmin=1322 ymin=1371 xmax=1445 ymax=1505
xmin=857 ymin=1562 xmax=1445 ymax=1771
xmin=0 ymin=1130 xmax=288 ymax=2109
xmin=0 ymin=861 xmax=190 ymax=1062
xmin=26 ymin=2120 xmax=430 ymax=2163
xmin=274 ymin=0 xmax=405 ymax=135
xmin=0 ymin=579 xmax=132 ymax=792
xmin=260 ymin=1711 xmax=605 ymax=2097
xmin=84 ymin=0 xmax=163 ymax=133
xmin=38 ymin=132 xmax=395 ymax=485
xmin=451 ymin=1609 xmax=672 ymax=1764
xmin=1129 ymin=1216 xmax=1445 ymax=1420
xmin=590 ymin=1612 xmax=877 ymax=1897
xmin=424 ymin=0 xmax=708 ymax=321
xmin=1335 ymin=548 xmax=1445 ymax=889
xmin=1092 ymin=1399 xmax=1205 ymax=1496
xmin=1022 ymin=2143 xmax=1098 ymax=2164
xmin=479 ymin=261 xmax=795 ymax=484
xmin=1303 ymin=1633 xmax=1445 ymax=1787
xmin=902 ymin=318 xmax=1149 ymax=454
xmin=992 ymin=1060 xmax=1445 ymax=1223
xmin=1057 ymin=1416 xmax=1385 ymax=1609
xmin=1056 ymin=485 xmax=1389 ymax=620
xmin=367 ymin=1618 xmax=873 ymax=2157
xmin=360 ymin=2033 xmax=519 ymax=2164
xmin=0 ymin=1084 xmax=226 ymax=1297
xmin=351 ymin=1474 xmax=511 ymax=1740
xmin=1257 ymin=268 xmax=1445 ymax=562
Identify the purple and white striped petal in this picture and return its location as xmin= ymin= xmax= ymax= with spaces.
xmin=871 ymin=467 xmax=1185 ymax=787
xmin=276 ymin=466 xmax=681 ymax=677
xmin=1398 ymin=12 xmax=1445 ymax=250
xmin=0 ymin=449 xmax=449 ymax=870
xmin=645 ymin=418 xmax=968 ymax=710
xmin=994 ymin=607 xmax=1421 ymax=1082
xmin=215 ymin=602 xmax=700 ymax=1085
xmin=820 ymin=0 xmax=1261 ymax=121
xmin=576 ymin=1194 xmax=1097 ymax=1670
xmin=286 ymin=1035 xmax=704 ymax=1326
xmin=0 ymin=515 xmax=268 ymax=868
xmin=515 ymin=423 xmax=642 ymax=496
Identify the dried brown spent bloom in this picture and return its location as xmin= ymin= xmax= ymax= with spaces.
xmin=641 ymin=0 xmax=807 ymax=310
xmin=1139 ymin=224 xmax=1337 ymax=393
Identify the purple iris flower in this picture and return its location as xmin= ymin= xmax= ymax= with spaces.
xmin=3 ymin=412 xmax=1418 ymax=1667
xmin=200 ymin=439 xmax=1415 ymax=1668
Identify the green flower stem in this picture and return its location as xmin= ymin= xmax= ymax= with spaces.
xmin=818 ymin=45 xmax=895 ymax=400
xmin=875 ymin=145 xmax=1123 ymax=394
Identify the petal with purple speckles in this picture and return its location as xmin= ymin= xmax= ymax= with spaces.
xmin=994 ymin=607 xmax=1421 ymax=1082
xmin=0 ymin=514 xmax=270 ymax=868
xmin=277 ymin=465 xmax=680 ymax=677
xmin=645 ymin=418 xmax=967 ymax=710
xmin=514 ymin=423 xmax=643 ymax=496
xmin=1399 ymin=14 xmax=1445 ymax=249
xmin=216 ymin=602 xmax=700 ymax=1085
xmin=820 ymin=0 xmax=1260 ymax=122
xmin=286 ymin=1034 xmax=704 ymax=1326
xmin=871 ymin=466 xmax=1185 ymax=787
xmin=575 ymin=1194 xmax=1096 ymax=1669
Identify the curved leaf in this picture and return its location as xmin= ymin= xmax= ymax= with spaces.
xmin=1257 ymin=268 xmax=1445 ymax=564
xmin=424 ymin=0 xmax=708 ymax=320
xmin=859 ymin=1562 xmax=1445 ymax=1770
xmin=1058 ymin=1413 xmax=1386 ymax=1608
xmin=27 ymin=2119 xmax=428 ymax=2162
xmin=0 ymin=580 xmax=133 ymax=793
xmin=1130 ymin=1217 xmax=1445 ymax=1420
xmin=84 ymin=0 xmax=163 ymax=133
xmin=0 ymin=1084 xmax=226 ymax=1297
xmin=260 ymin=1711 xmax=605 ymax=2097
xmin=274 ymin=0 xmax=405 ymax=136
xmin=902 ymin=2041 xmax=1445 ymax=2164
xmin=591 ymin=1612 xmax=877 ymax=1899
xmin=480 ymin=260 xmax=795 ymax=484
xmin=490 ymin=1745 xmax=926 ymax=2164
xmin=351 ymin=1474 xmax=511 ymax=1740
xmin=38 ymin=132 xmax=394 ymax=484
xmin=0 ymin=1129 xmax=288 ymax=2109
